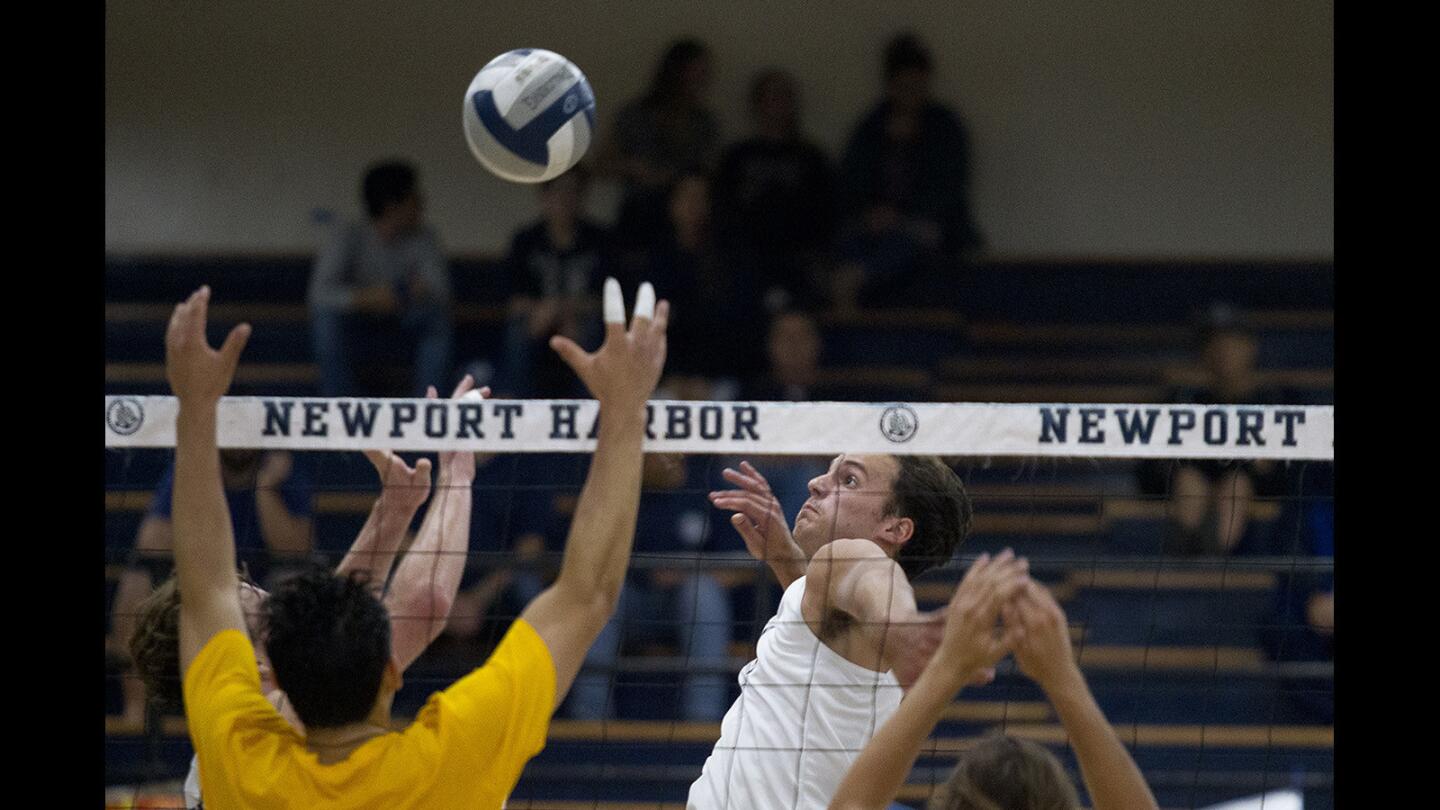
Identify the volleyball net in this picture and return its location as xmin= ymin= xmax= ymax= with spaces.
xmin=105 ymin=396 xmax=1334 ymax=809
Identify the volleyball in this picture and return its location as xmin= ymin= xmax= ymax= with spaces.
xmin=463 ymin=49 xmax=597 ymax=184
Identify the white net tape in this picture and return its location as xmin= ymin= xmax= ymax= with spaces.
xmin=105 ymin=396 xmax=1333 ymax=460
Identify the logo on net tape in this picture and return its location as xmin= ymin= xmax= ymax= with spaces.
xmin=107 ymin=398 xmax=145 ymax=436
xmin=879 ymin=404 xmax=918 ymax=443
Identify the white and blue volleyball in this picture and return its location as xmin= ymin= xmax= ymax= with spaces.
xmin=463 ymin=49 xmax=596 ymax=183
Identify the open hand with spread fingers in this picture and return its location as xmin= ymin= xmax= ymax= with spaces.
xmin=708 ymin=461 xmax=806 ymax=571
xmin=165 ymin=286 xmax=251 ymax=404
xmin=549 ymin=278 xmax=669 ymax=414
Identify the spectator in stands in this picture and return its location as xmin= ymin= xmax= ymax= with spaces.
xmin=568 ymin=451 xmax=734 ymax=722
xmin=827 ymin=572 xmax=1159 ymax=810
xmin=1139 ymin=318 xmax=1290 ymax=555
xmin=713 ymin=69 xmax=836 ymax=310
xmin=308 ymin=160 xmax=454 ymax=397
xmin=493 ymin=166 xmax=610 ymax=398
xmin=835 ymin=34 xmax=983 ymax=310
xmin=740 ymin=311 xmax=830 ymax=521
xmin=605 ymin=39 xmax=721 ymax=250
xmin=1259 ymin=463 xmax=1333 ymax=722
xmin=630 ymin=170 xmax=764 ymax=382
xmin=108 ymin=449 xmax=312 ymax=724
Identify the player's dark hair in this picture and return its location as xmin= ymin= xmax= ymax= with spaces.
xmin=362 ymin=160 xmax=418 ymax=220
xmin=888 ymin=456 xmax=972 ymax=580
xmin=646 ymin=38 xmax=709 ymax=106
xmin=263 ymin=564 xmax=391 ymax=729
xmin=927 ymin=734 xmax=1080 ymax=810
xmin=884 ymin=33 xmax=934 ymax=78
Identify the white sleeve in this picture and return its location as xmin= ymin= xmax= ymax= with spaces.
xmin=184 ymin=755 xmax=202 ymax=809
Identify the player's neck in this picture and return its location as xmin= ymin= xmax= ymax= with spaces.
xmin=304 ymin=719 xmax=392 ymax=765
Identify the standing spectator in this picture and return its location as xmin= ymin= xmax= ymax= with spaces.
xmin=606 ymin=39 xmax=721 ymax=250
xmin=494 ymin=167 xmax=610 ymax=398
xmin=108 ymin=449 xmax=313 ymax=723
xmin=713 ymin=70 xmax=836 ymax=310
xmin=308 ymin=160 xmax=454 ymax=396
xmin=632 ymin=171 xmax=764 ymax=382
xmin=836 ymin=34 xmax=983 ymax=309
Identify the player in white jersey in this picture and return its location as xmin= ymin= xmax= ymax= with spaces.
xmin=691 ymin=453 xmax=994 ymax=810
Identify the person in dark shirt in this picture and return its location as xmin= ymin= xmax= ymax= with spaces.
xmin=713 ymin=69 xmax=836 ymax=310
xmin=836 ymin=34 xmax=983 ymax=309
xmin=632 ymin=171 xmax=764 ymax=382
xmin=567 ymin=452 xmax=735 ymax=722
xmin=495 ymin=167 xmax=609 ymax=398
xmin=605 ymin=39 xmax=722 ymax=250
xmin=1138 ymin=323 xmax=1292 ymax=555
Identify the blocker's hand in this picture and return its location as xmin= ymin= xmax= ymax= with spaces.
xmin=550 ymin=277 xmax=669 ymax=413
xmin=363 ymin=449 xmax=433 ymax=514
xmin=425 ymin=374 xmax=484 ymax=485
xmin=936 ymin=550 xmax=1030 ymax=686
xmin=165 ymin=286 xmax=251 ymax=404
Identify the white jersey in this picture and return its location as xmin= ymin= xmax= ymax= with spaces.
xmin=688 ymin=576 xmax=902 ymax=810
xmin=183 ymin=755 xmax=200 ymax=808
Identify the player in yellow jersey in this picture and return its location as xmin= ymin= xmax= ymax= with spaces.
xmin=166 ymin=278 xmax=667 ymax=809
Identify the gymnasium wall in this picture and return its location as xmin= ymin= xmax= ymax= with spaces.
xmin=104 ymin=0 xmax=1333 ymax=259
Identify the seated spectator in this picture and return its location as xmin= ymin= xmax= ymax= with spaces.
xmin=1259 ymin=463 xmax=1333 ymax=722
xmin=713 ymin=69 xmax=836 ymax=310
xmin=567 ymin=450 xmax=735 ymax=722
xmin=493 ymin=166 xmax=610 ymax=398
xmin=604 ymin=39 xmax=721 ymax=250
xmin=835 ymin=34 xmax=984 ymax=309
xmin=628 ymin=171 xmax=765 ymax=382
xmin=107 ymin=449 xmax=312 ymax=724
xmin=1138 ymin=317 xmax=1291 ymax=555
xmin=739 ymin=311 xmax=829 ymax=521
xmin=308 ymin=160 xmax=454 ymax=396
xmin=745 ymin=310 xmax=823 ymax=403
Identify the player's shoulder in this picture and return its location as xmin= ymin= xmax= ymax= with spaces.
xmin=814 ymin=537 xmax=888 ymax=561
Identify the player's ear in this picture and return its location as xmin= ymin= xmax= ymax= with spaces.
xmin=886 ymin=516 xmax=915 ymax=547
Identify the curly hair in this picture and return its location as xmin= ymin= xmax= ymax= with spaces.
xmin=928 ymin=734 xmax=1080 ymax=810
xmin=128 ymin=575 xmax=184 ymax=711
xmin=128 ymin=568 xmax=262 ymax=712
xmin=262 ymin=564 xmax=391 ymax=729
xmin=888 ymin=456 xmax=973 ymax=581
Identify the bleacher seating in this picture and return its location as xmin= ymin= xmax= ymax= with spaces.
xmin=104 ymin=255 xmax=1333 ymax=808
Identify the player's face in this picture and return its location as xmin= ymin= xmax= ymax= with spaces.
xmin=792 ymin=454 xmax=900 ymax=558
xmin=238 ymin=582 xmax=278 ymax=691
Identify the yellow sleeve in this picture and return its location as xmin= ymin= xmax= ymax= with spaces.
xmin=415 ymin=618 xmax=556 ymax=792
xmin=182 ymin=630 xmax=291 ymax=795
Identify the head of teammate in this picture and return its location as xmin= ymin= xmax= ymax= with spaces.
xmin=261 ymin=565 xmax=398 ymax=729
xmin=927 ymin=734 xmax=1080 ymax=810
xmin=793 ymin=454 xmax=973 ymax=580
xmin=130 ymin=571 xmax=273 ymax=711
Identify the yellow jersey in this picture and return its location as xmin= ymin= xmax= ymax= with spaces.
xmin=183 ymin=619 xmax=555 ymax=809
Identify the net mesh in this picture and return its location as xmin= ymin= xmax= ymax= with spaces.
xmin=104 ymin=405 xmax=1333 ymax=810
